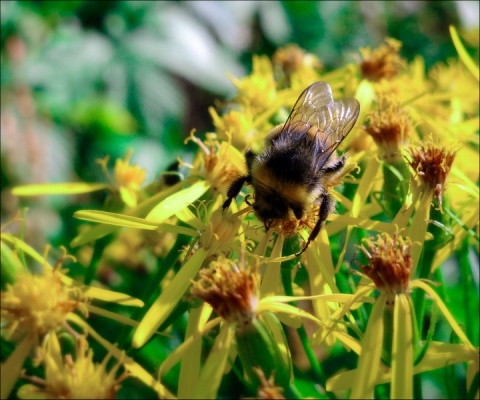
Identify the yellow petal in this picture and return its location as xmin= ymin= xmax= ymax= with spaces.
xmin=1 ymin=335 xmax=35 ymax=399
xmin=83 ymin=286 xmax=143 ymax=307
xmin=328 ymin=341 xmax=477 ymax=392
xmin=193 ymin=323 xmax=235 ymax=398
xmin=326 ymin=215 xmax=397 ymax=237
xmin=391 ymin=294 xmax=413 ymax=399
xmin=450 ymin=25 xmax=480 ymax=81
xmin=260 ymin=234 xmax=284 ymax=297
xmin=159 ymin=317 xmax=221 ymax=379
xmin=12 ymin=182 xmax=109 ymax=196
xmin=16 ymin=385 xmax=48 ymax=399
xmin=350 ymin=293 xmax=386 ymax=399
xmin=257 ymin=301 xmax=322 ymax=328
xmin=146 ymin=180 xmax=210 ymax=222
xmin=351 ymin=155 xmax=381 ymax=217
xmin=70 ymin=177 xmax=196 ymax=247
xmin=179 ymin=304 xmax=213 ymax=398
xmin=411 ymin=280 xmax=475 ymax=351
xmin=133 ymin=248 xmax=209 ymax=348
xmin=311 ymin=284 xmax=374 ymax=347
xmin=176 ymin=208 xmax=205 ymax=231
xmin=74 ymin=210 xmax=161 ymax=230
xmin=119 ymin=186 xmax=137 ymax=207
xmin=86 ymin=304 xmax=140 ymax=327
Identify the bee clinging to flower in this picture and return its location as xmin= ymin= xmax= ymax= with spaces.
xmin=223 ymin=81 xmax=360 ymax=255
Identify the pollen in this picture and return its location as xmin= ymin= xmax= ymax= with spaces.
xmin=406 ymin=139 xmax=457 ymax=206
xmin=359 ymin=38 xmax=406 ymax=81
xmin=364 ymin=92 xmax=411 ymax=162
xmin=1 ymin=255 xmax=86 ymax=340
xmin=357 ymin=233 xmax=412 ymax=302
xmin=185 ymin=131 xmax=243 ymax=196
xmin=21 ymin=336 xmax=127 ymax=399
xmin=190 ymin=257 xmax=259 ymax=325
xmin=271 ymin=205 xmax=319 ymax=237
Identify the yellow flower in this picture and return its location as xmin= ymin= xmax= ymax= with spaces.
xmin=158 ymin=252 xmax=361 ymax=398
xmin=326 ymin=232 xmax=477 ymax=399
xmin=358 ymin=38 xmax=407 ymax=81
xmin=272 ymin=44 xmax=322 ymax=89
xmin=358 ymin=233 xmax=412 ymax=304
xmin=1 ymin=249 xmax=87 ymax=343
xmin=183 ymin=131 xmax=246 ymax=197
xmin=100 ymin=148 xmax=146 ymax=208
xmin=17 ymin=335 xmax=127 ymax=399
xmin=0 ymin=234 xmax=144 ymax=399
xmin=364 ymin=89 xmax=412 ymax=162
xmin=209 ymin=107 xmax=257 ymax=150
xmin=429 ymin=58 xmax=479 ymax=118
xmin=406 ymin=137 xmax=458 ymax=207
xmin=230 ymin=55 xmax=277 ymax=114
xmin=190 ymin=256 xmax=260 ymax=325
xmin=132 ymin=205 xmax=242 ymax=349
xmin=12 ymin=149 xmax=146 ymax=208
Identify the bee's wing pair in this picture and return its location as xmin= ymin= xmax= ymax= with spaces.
xmin=281 ymin=81 xmax=360 ymax=167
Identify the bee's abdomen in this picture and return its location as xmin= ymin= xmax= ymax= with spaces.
xmin=263 ymin=133 xmax=319 ymax=185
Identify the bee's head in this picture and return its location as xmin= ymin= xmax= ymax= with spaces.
xmin=251 ymin=190 xmax=289 ymax=230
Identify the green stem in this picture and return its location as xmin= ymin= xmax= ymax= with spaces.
xmin=382 ymin=159 xmax=409 ymax=220
xmin=413 ymin=246 xmax=434 ymax=336
xmin=84 ymin=235 xmax=111 ymax=285
xmin=381 ymin=304 xmax=394 ymax=366
xmin=286 ymin=383 xmax=304 ymax=399
xmin=413 ymin=374 xmax=423 ymax=400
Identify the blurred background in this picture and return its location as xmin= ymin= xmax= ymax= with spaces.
xmin=1 ymin=0 xmax=479 ymax=248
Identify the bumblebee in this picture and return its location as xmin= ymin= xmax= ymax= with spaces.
xmin=222 ymin=81 xmax=360 ymax=255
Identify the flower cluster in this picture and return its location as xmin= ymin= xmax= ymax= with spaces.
xmin=6 ymin=26 xmax=479 ymax=399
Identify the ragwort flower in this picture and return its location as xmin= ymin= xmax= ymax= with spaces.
xmin=326 ymin=232 xmax=478 ymax=399
xmin=0 ymin=234 xmax=145 ymax=399
xmin=17 ymin=335 xmax=128 ymax=399
xmin=359 ymin=38 xmax=406 ymax=81
xmin=230 ymin=55 xmax=277 ymax=114
xmin=158 ymin=254 xmax=361 ymax=398
xmin=406 ymin=138 xmax=458 ymax=208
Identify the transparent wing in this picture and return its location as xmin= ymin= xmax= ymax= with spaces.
xmin=281 ymin=81 xmax=360 ymax=166
xmin=314 ymin=98 xmax=360 ymax=161
xmin=281 ymin=82 xmax=335 ymax=131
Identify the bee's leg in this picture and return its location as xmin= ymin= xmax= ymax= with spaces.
xmin=222 ymin=175 xmax=250 ymax=210
xmin=322 ymin=155 xmax=345 ymax=174
xmin=295 ymin=193 xmax=333 ymax=256
xmin=245 ymin=149 xmax=256 ymax=172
